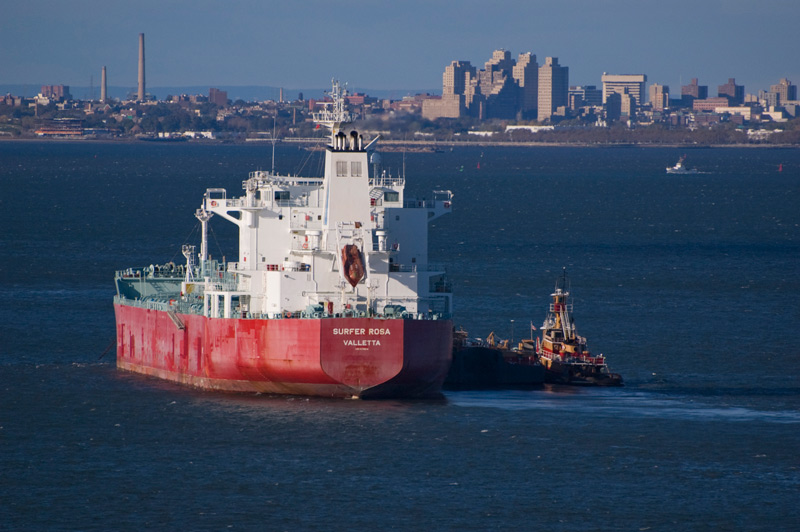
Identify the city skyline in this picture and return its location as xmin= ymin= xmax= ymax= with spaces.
xmin=2 ymin=0 xmax=798 ymax=96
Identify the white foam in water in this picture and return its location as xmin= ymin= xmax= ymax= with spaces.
xmin=446 ymin=388 xmax=800 ymax=424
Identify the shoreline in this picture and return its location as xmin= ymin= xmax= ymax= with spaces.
xmin=0 ymin=135 xmax=797 ymax=149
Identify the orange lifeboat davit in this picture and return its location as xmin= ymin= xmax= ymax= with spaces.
xmin=341 ymin=244 xmax=365 ymax=287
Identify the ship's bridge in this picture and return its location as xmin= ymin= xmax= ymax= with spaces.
xmin=246 ymin=170 xmax=324 ymax=188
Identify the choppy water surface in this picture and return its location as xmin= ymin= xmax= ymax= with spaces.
xmin=1 ymin=141 xmax=799 ymax=531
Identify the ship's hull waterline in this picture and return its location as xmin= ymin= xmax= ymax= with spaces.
xmin=115 ymin=304 xmax=453 ymax=398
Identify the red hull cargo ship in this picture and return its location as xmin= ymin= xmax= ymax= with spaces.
xmin=114 ymin=81 xmax=454 ymax=398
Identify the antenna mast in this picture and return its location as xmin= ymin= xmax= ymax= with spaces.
xmin=271 ymin=117 xmax=277 ymax=174
xmin=195 ymin=207 xmax=213 ymax=276
xmin=311 ymin=79 xmax=353 ymax=144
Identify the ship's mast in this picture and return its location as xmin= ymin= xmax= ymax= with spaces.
xmin=552 ymin=268 xmax=573 ymax=339
xmin=271 ymin=117 xmax=277 ymax=175
xmin=195 ymin=207 xmax=213 ymax=275
xmin=311 ymin=79 xmax=354 ymax=144
xmin=182 ymin=244 xmax=196 ymax=283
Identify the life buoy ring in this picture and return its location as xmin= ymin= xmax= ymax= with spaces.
xmin=210 ymin=200 xmax=218 ymax=207
xmin=302 ymin=243 xmax=308 ymax=249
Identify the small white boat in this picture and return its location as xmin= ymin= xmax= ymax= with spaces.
xmin=666 ymin=155 xmax=699 ymax=174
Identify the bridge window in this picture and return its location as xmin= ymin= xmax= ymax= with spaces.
xmin=384 ymin=191 xmax=399 ymax=202
xmin=274 ymin=190 xmax=290 ymax=201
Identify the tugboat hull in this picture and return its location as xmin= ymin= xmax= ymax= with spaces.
xmin=445 ymin=346 xmax=544 ymax=389
xmin=542 ymin=359 xmax=623 ymax=386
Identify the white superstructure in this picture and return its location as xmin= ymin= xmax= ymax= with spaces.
xmin=195 ymin=81 xmax=453 ymax=321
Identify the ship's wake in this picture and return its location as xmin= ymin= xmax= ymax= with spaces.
xmin=446 ymin=388 xmax=800 ymax=424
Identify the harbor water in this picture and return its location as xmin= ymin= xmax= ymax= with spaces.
xmin=2 ymin=141 xmax=799 ymax=530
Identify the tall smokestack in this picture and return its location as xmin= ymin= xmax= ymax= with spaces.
xmin=137 ymin=33 xmax=145 ymax=101
xmin=100 ymin=66 xmax=107 ymax=103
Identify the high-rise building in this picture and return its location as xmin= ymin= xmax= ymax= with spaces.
xmin=513 ymin=52 xmax=538 ymax=118
xmin=649 ymin=83 xmax=669 ymax=111
xmin=209 ymin=88 xmax=228 ymax=107
xmin=443 ymin=61 xmax=474 ymax=96
xmin=568 ymin=85 xmax=602 ymax=110
xmin=428 ymin=49 xmax=555 ymax=121
xmin=620 ymin=89 xmax=636 ymax=117
xmin=477 ymin=50 xmax=517 ymax=119
xmin=463 ymin=73 xmax=484 ymax=119
xmin=758 ymin=90 xmax=780 ymax=108
xmin=538 ymin=57 xmax=569 ymax=122
xmin=601 ymin=73 xmax=647 ymax=106
xmin=605 ymin=92 xmax=620 ymax=121
xmin=479 ymin=49 xmax=514 ymax=96
xmin=423 ymin=60 xmax=475 ymax=120
xmin=681 ymin=78 xmax=707 ymax=106
xmin=41 ymin=85 xmax=71 ymax=101
xmin=769 ymin=78 xmax=797 ymax=104
xmin=483 ymin=77 xmax=518 ymax=119
xmin=717 ymin=78 xmax=744 ymax=105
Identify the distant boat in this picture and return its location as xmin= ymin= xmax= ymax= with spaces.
xmin=666 ymin=154 xmax=699 ymax=174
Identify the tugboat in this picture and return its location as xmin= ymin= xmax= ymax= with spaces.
xmin=666 ymin=154 xmax=699 ymax=174
xmin=535 ymin=270 xmax=623 ymax=386
xmin=445 ymin=328 xmax=544 ymax=389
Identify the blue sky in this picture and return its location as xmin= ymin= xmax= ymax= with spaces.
xmin=2 ymin=0 xmax=798 ymax=95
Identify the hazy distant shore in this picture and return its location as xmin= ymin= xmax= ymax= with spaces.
xmin=1 ymin=136 xmax=796 ymax=149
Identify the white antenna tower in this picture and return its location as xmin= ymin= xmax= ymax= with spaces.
xmin=311 ymin=79 xmax=353 ymax=139
xmin=271 ymin=117 xmax=277 ymax=174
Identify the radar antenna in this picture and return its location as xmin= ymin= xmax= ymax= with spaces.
xmin=311 ymin=79 xmax=354 ymax=143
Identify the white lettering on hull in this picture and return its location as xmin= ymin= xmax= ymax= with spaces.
xmin=332 ymin=328 xmax=392 ymax=336
xmin=343 ymin=339 xmax=382 ymax=347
